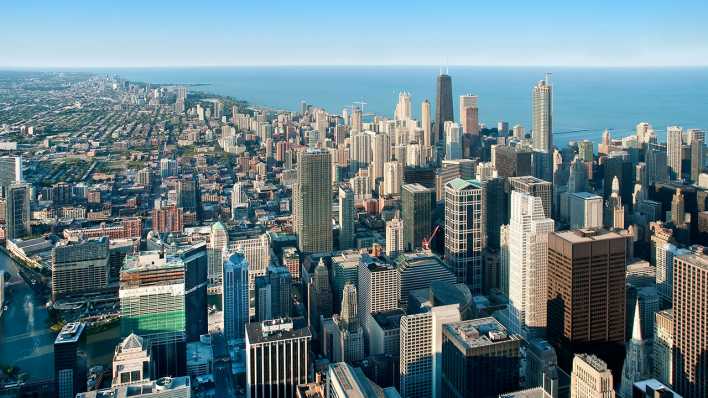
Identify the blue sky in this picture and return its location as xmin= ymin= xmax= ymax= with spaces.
xmin=1 ymin=0 xmax=707 ymax=67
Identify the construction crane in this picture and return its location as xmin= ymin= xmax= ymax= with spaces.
xmin=422 ymin=225 xmax=440 ymax=251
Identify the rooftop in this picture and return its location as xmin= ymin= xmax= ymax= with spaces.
xmin=446 ymin=178 xmax=482 ymax=191
xmin=246 ymin=317 xmax=311 ymax=345
xmin=554 ymin=228 xmax=625 ymax=243
xmin=576 ymin=353 xmax=609 ymax=372
xmin=55 ymin=321 xmax=86 ymax=344
xmin=443 ymin=317 xmax=518 ymax=350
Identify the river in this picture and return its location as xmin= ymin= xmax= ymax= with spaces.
xmin=0 ymin=251 xmax=121 ymax=382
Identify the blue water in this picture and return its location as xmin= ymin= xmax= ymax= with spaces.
xmin=93 ymin=66 xmax=708 ymax=145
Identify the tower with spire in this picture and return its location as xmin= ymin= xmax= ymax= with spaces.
xmin=620 ymin=301 xmax=652 ymax=398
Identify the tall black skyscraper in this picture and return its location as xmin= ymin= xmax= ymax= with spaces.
xmin=435 ymin=72 xmax=454 ymax=143
xmin=182 ymin=242 xmax=208 ymax=342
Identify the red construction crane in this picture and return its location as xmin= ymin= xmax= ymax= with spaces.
xmin=422 ymin=225 xmax=440 ymax=251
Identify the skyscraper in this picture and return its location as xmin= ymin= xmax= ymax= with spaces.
xmin=672 ymin=252 xmax=708 ymax=398
xmin=5 ymin=182 xmax=30 ymax=240
xmin=568 ymin=192 xmax=603 ymax=229
xmin=688 ymin=128 xmax=704 ymax=183
xmin=396 ymin=91 xmax=412 ymax=121
xmin=435 ymin=72 xmax=454 ymax=144
xmin=223 ymin=252 xmax=249 ymax=340
xmin=0 ymin=155 xmax=22 ymax=196
xmin=422 ymin=99 xmax=433 ymax=147
xmin=111 ymin=333 xmax=150 ymax=387
xmin=444 ymin=178 xmax=485 ymax=290
xmin=338 ymin=184 xmax=355 ymax=250
xmin=386 ymin=215 xmax=404 ymax=258
xmin=254 ymin=265 xmax=292 ymax=322
xmin=181 ymin=243 xmax=208 ymax=343
xmin=509 ymin=176 xmax=553 ymax=218
xmin=667 ymin=126 xmax=683 ymax=180
xmin=547 ymin=229 xmax=628 ymax=375
xmin=358 ymin=258 xmax=400 ymax=342
xmin=51 ymin=237 xmax=110 ymax=300
xmin=441 ymin=318 xmax=522 ymax=398
xmin=207 ymin=222 xmax=228 ymax=291
xmin=330 ymin=282 xmax=365 ymax=363
xmin=653 ymin=309 xmax=673 ymax=386
xmin=570 ymin=354 xmax=615 ymax=398
xmin=532 ymin=76 xmax=552 ymax=153
xmin=400 ymin=304 xmax=460 ymax=398
xmin=508 ymin=191 xmax=554 ymax=338
xmin=245 ymin=318 xmax=311 ymax=398
xmin=55 ymin=322 xmax=86 ymax=398
xmin=459 ymin=94 xmax=479 ymax=135
xmin=293 ymin=149 xmax=332 ymax=253
xmin=401 ymin=183 xmax=433 ymax=251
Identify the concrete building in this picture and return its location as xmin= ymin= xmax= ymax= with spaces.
xmin=672 ymin=253 xmax=708 ymax=398
xmin=509 ymin=176 xmax=552 ymax=218
xmin=568 ymin=192 xmax=603 ymax=229
xmin=245 ymin=318 xmax=311 ymax=398
xmin=112 ymin=333 xmax=150 ymax=386
xmin=532 ymin=77 xmax=552 ymax=153
xmin=547 ymin=230 xmax=628 ymax=375
xmin=508 ymin=191 xmax=554 ymax=338
xmin=358 ymin=258 xmax=400 ymax=344
xmin=667 ymin=126 xmax=683 ymax=180
xmin=400 ymin=304 xmax=460 ymax=398
xmin=570 ymin=354 xmax=615 ymax=398
xmin=51 ymin=237 xmax=110 ymax=300
xmin=386 ymin=216 xmax=405 ymax=258
xmin=394 ymin=251 xmax=457 ymax=305
xmin=653 ymin=309 xmax=673 ymax=387
xmin=5 ymin=182 xmax=30 ymax=240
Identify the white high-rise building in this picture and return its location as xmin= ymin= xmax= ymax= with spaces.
xmin=383 ymin=161 xmax=403 ymax=196
xmin=667 ymin=126 xmax=683 ymax=180
xmin=507 ymin=191 xmax=554 ymax=338
xmin=232 ymin=182 xmax=246 ymax=218
xmin=444 ymin=122 xmax=462 ymax=160
xmin=655 ymin=243 xmax=690 ymax=305
xmin=570 ymin=354 xmax=615 ymax=398
xmin=386 ymin=215 xmax=404 ymax=258
xmin=370 ymin=132 xmax=391 ymax=185
xmin=230 ymin=235 xmax=271 ymax=317
xmin=358 ymin=258 xmax=400 ymax=342
xmin=568 ymin=192 xmax=603 ymax=229
xmin=444 ymin=178 xmax=485 ymax=291
xmin=459 ymin=94 xmax=479 ymax=135
xmin=350 ymin=131 xmax=372 ymax=173
xmin=396 ymin=92 xmax=412 ymax=121
xmin=207 ymin=222 xmax=229 ymax=291
xmin=422 ymin=100 xmax=433 ymax=147
xmin=532 ymin=77 xmax=552 ymax=153
xmin=400 ymin=304 xmax=460 ymax=398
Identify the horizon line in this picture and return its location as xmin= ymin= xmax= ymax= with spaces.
xmin=2 ymin=63 xmax=708 ymax=70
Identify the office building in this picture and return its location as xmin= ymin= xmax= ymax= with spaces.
xmin=441 ymin=317 xmax=521 ymax=398
xmin=255 ymin=265 xmax=292 ymax=321
xmin=509 ymin=176 xmax=552 ymax=218
xmin=180 ymin=243 xmax=208 ymax=343
xmin=5 ymin=182 xmax=30 ymax=240
xmin=569 ymin=354 xmax=615 ymax=398
xmin=401 ymin=183 xmax=433 ymax=252
xmin=444 ymin=178 xmax=485 ymax=290
xmin=112 ymin=333 xmax=150 ymax=387
xmin=223 ymin=252 xmax=249 ymax=340
xmin=245 ymin=318 xmax=311 ymax=398
xmin=386 ymin=215 xmax=405 ymax=258
xmin=329 ymin=282 xmax=365 ymax=363
xmin=688 ymin=128 xmax=704 ymax=183
xmin=422 ymin=99 xmax=433 ymax=147
xmin=394 ymin=251 xmax=457 ymax=304
xmin=207 ymin=222 xmax=228 ymax=291
xmin=655 ymin=243 xmax=689 ymax=306
xmin=568 ymin=192 xmax=603 ymax=229
xmin=672 ymin=253 xmax=708 ymax=398
xmin=55 ymin=322 xmax=86 ymax=398
xmin=435 ymin=73 xmax=454 ymax=143
xmin=631 ymin=379 xmax=681 ymax=398
xmin=119 ymin=251 xmax=188 ymax=377
xmin=508 ymin=191 xmax=554 ymax=338
xmin=338 ymin=184 xmax=355 ymax=250
xmin=459 ymin=94 xmax=479 ymax=135
xmin=383 ymin=160 xmax=403 ymax=196
xmin=293 ymin=149 xmax=332 ymax=253
xmin=78 ymin=376 xmax=191 ymax=398
xmin=484 ymin=176 xmax=509 ymax=251
xmin=532 ymin=77 xmax=552 ymax=153
xmin=358 ymin=258 xmax=400 ymax=342
xmin=310 ymin=258 xmax=334 ymax=327
xmin=51 ymin=237 xmax=110 ymax=300
xmin=400 ymin=304 xmax=460 ymax=398
xmin=326 ymin=362 xmax=398 ymax=398
xmin=0 ymin=155 xmax=22 ymax=196
xmin=547 ymin=230 xmax=627 ymax=375
xmin=653 ymin=309 xmax=673 ymax=387
xmin=667 ymin=126 xmax=683 ymax=180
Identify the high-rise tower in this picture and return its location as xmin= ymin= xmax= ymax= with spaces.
xmin=434 ymin=72 xmax=454 ymax=144
xmin=293 ymin=149 xmax=332 ymax=253
xmin=532 ymin=76 xmax=553 ymax=153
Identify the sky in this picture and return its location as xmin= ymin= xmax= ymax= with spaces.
xmin=1 ymin=1 xmax=707 ymax=68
